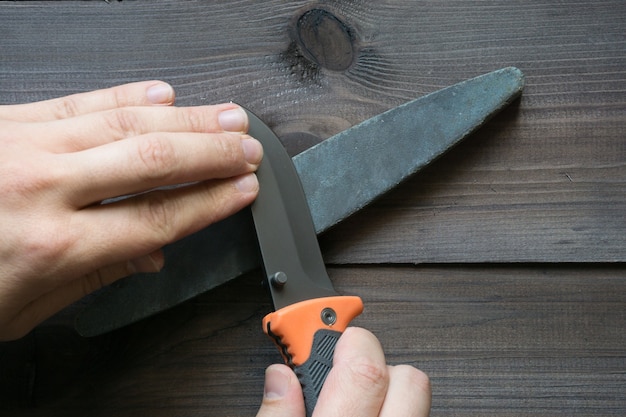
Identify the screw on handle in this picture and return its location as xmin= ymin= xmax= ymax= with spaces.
xmin=263 ymin=296 xmax=363 ymax=416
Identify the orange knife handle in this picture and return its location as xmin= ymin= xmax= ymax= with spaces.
xmin=263 ymin=296 xmax=363 ymax=416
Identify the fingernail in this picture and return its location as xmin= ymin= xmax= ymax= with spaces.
xmin=241 ymin=138 xmax=263 ymax=164
xmin=128 ymin=250 xmax=164 ymax=274
xmin=264 ymin=365 xmax=290 ymax=399
xmin=235 ymin=173 xmax=259 ymax=193
xmin=146 ymin=82 xmax=174 ymax=104
xmin=218 ymin=107 xmax=248 ymax=132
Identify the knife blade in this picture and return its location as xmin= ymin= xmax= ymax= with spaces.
xmin=248 ymin=108 xmax=363 ymax=416
xmin=75 ymin=67 xmax=524 ymax=336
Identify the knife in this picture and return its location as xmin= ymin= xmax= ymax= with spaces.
xmin=248 ymin=108 xmax=363 ymax=416
xmin=76 ymin=67 xmax=524 ymax=336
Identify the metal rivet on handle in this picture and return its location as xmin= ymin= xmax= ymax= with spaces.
xmin=321 ymin=308 xmax=337 ymax=325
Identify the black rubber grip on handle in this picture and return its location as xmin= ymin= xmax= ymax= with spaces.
xmin=294 ymin=329 xmax=341 ymax=417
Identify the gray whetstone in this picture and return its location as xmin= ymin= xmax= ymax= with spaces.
xmin=76 ymin=67 xmax=524 ymax=336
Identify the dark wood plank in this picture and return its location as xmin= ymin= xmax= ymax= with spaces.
xmin=1 ymin=0 xmax=624 ymax=262
xmin=0 ymin=1 xmax=624 ymax=416
xmin=2 ymin=265 xmax=624 ymax=416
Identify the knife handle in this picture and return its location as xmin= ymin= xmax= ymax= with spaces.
xmin=263 ymin=296 xmax=363 ymax=416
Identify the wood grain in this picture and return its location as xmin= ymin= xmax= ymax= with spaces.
xmin=0 ymin=1 xmax=624 ymax=416
xmin=1 ymin=0 xmax=624 ymax=262
xmin=2 ymin=265 xmax=624 ymax=416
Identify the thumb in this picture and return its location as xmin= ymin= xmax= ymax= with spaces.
xmin=256 ymin=364 xmax=306 ymax=417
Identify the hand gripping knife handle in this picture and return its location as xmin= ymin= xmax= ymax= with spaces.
xmin=263 ymin=296 xmax=363 ymax=412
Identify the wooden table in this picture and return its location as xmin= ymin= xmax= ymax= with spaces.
xmin=1 ymin=1 xmax=624 ymax=416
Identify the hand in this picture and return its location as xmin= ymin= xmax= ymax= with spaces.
xmin=0 ymin=81 xmax=262 ymax=341
xmin=256 ymin=327 xmax=431 ymax=417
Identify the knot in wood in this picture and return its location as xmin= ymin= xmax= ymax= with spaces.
xmin=295 ymin=8 xmax=355 ymax=71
